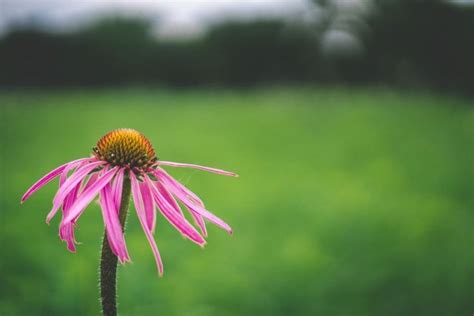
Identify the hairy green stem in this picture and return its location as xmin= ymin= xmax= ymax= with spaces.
xmin=100 ymin=176 xmax=131 ymax=316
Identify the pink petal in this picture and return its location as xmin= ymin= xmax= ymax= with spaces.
xmin=59 ymin=157 xmax=92 ymax=207
xmin=62 ymin=182 xmax=80 ymax=214
xmin=189 ymin=209 xmax=208 ymax=237
xmin=155 ymin=181 xmax=207 ymax=237
xmin=58 ymin=163 xmax=91 ymax=252
xmin=59 ymin=166 xmax=80 ymax=207
xmin=157 ymin=161 xmax=238 ymax=177
xmin=155 ymin=181 xmax=184 ymax=216
xmin=54 ymin=161 xmax=104 ymax=206
xmin=154 ymin=168 xmax=208 ymax=235
xmin=112 ymin=168 xmax=124 ymax=212
xmin=59 ymin=158 xmax=94 ymax=187
xmin=59 ymin=223 xmax=77 ymax=252
xmin=47 ymin=160 xmax=105 ymax=223
xmin=155 ymin=169 xmax=232 ymax=234
xmin=139 ymin=180 xmax=156 ymax=232
xmin=58 ymin=179 xmax=82 ymax=252
xmin=21 ymin=157 xmax=91 ymax=203
xmin=63 ymin=167 xmax=118 ymax=224
xmin=155 ymin=168 xmax=203 ymax=206
xmin=144 ymin=175 xmax=206 ymax=246
xmin=82 ymin=173 xmax=99 ymax=192
xmin=130 ymin=172 xmax=164 ymax=276
xmin=63 ymin=173 xmax=99 ymax=226
xmin=99 ymin=182 xmax=130 ymax=263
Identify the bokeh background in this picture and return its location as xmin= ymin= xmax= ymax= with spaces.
xmin=1 ymin=1 xmax=473 ymax=315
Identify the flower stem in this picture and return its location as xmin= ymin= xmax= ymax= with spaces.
xmin=100 ymin=176 xmax=131 ymax=316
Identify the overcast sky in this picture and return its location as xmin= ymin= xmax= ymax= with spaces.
xmin=0 ymin=0 xmax=314 ymax=38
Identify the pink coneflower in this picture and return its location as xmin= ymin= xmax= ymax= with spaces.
xmin=21 ymin=128 xmax=237 ymax=275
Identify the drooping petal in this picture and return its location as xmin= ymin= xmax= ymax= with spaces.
xmin=99 ymin=182 xmax=130 ymax=263
xmin=59 ymin=158 xmax=94 ymax=187
xmin=187 ymin=207 xmax=208 ymax=237
xmin=155 ymin=169 xmax=232 ymax=234
xmin=154 ymin=168 xmax=208 ymax=235
xmin=155 ymin=181 xmax=184 ymax=216
xmin=63 ymin=167 xmax=118 ymax=224
xmin=21 ymin=157 xmax=92 ymax=203
xmin=155 ymin=181 xmax=207 ymax=237
xmin=59 ymin=163 xmax=80 ymax=203
xmin=59 ymin=223 xmax=77 ymax=252
xmin=58 ymin=157 xmax=92 ymax=207
xmin=144 ymin=175 xmax=206 ymax=246
xmin=130 ymin=172 xmax=164 ymax=276
xmin=155 ymin=168 xmax=203 ymax=206
xmin=53 ymin=160 xmax=105 ymax=207
xmin=62 ymin=183 xmax=81 ymax=215
xmin=81 ymin=173 xmax=99 ymax=193
xmin=112 ymin=168 xmax=124 ymax=212
xmin=58 ymin=175 xmax=83 ymax=252
xmin=59 ymin=163 xmax=79 ymax=187
xmin=47 ymin=160 xmax=105 ymax=223
xmin=157 ymin=161 xmax=238 ymax=177
xmin=61 ymin=173 xmax=100 ymax=228
xmin=139 ymin=180 xmax=156 ymax=232
xmin=57 ymin=161 xmax=90 ymax=252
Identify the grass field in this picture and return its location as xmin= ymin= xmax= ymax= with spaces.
xmin=1 ymin=87 xmax=473 ymax=315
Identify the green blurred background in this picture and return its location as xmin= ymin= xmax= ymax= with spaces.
xmin=1 ymin=0 xmax=474 ymax=315
xmin=1 ymin=88 xmax=473 ymax=315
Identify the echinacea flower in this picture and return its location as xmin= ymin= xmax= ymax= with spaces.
xmin=21 ymin=128 xmax=237 ymax=275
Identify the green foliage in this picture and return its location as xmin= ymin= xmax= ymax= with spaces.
xmin=0 ymin=88 xmax=473 ymax=315
xmin=1 ymin=2 xmax=474 ymax=95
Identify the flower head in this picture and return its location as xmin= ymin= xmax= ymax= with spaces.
xmin=21 ymin=128 xmax=237 ymax=275
xmin=93 ymin=129 xmax=157 ymax=170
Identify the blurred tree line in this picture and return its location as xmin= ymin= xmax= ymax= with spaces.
xmin=0 ymin=0 xmax=473 ymax=95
